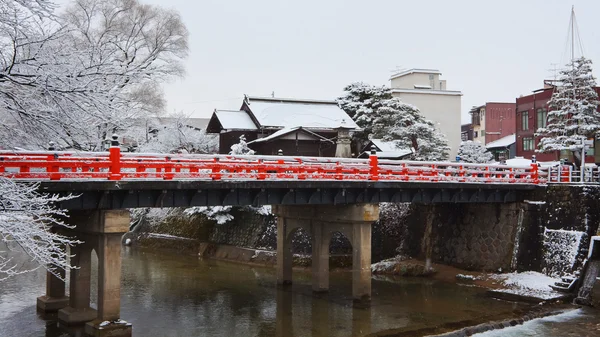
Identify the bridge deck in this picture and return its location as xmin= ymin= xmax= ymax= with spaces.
xmin=39 ymin=180 xmax=543 ymax=210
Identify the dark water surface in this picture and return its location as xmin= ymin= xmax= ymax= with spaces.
xmin=0 ymin=247 xmax=561 ymax=337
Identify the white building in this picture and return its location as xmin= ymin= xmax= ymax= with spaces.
xmin=389 ymin=68 xmax=462 ymax=159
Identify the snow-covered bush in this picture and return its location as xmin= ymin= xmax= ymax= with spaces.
xmin=130 ymin=113 xmax=218 ymax=154
xmin=457 ymin=141 xmax=494 ymax=163
xmin=230 ymin=135 xmax=255 ymax=155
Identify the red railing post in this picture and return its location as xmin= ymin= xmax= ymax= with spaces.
xmin=47 ymin=141 xmax=60 ymax=180
xmin=369 ymin=146 xmax=379 ymax=181
xmin=108 ymin=134 xmax=122 ymax=181
xmin=258 ymin=159 xmax=266 ymax=180
xmin=164 ymin=156 xmax=174 ymax=180
xmin=211 ymin=157 xmax=222 ymax=180
xmin=530 ymin=163 xmax=539 ymax=184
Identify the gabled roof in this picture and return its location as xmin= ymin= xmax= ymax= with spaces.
xmin=486 ymin=134 xmax=516 ymax=149
xmin=247 ymin=127 xmax=333 ymax=144
xmin=206 ymin=109 xmax=257 ymax=133
xmin=360 ymin=139 xmax=413 ymax=159
xmin=243 ymin=96 xmax=359 ymax=130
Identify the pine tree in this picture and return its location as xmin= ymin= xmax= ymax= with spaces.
xmin=457 ymin=141 xmax=493 ymax=163
xmin=337 ymin=82 xmax=392 ymax=149
xmin=371 ymin=98 xmax=450 ymax=161
xmin=230 ymin=135 xmax=255 ymax=155
xmin=537 ymin=57 xmax=600 ymax=166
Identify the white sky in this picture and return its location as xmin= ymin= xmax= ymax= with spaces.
xmin=68 ymin=0 xmax=600 ymax=123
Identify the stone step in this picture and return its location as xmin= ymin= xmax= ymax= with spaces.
xmin=555 ymin=281 xmax=571 ymax=288
xmin=549 ymin=284 xmax=571 ymax=293
xmin=562 ymin=276 xmax=576 ymax=283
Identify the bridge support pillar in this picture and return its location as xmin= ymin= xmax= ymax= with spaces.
xmin=311 ymin=222 xmax=329 ymax=293
xmin=36 ymin=264 xmax=69 ymax=312
xmin=48 ymin=210 xmax=131 ymax=337
xmin=58 ymin=240 xmax=96 ymax=325
xmin=277 ymin=217 xmax=293 ymax=286
xmin=273 ymin=204 xmax=378 ymax=306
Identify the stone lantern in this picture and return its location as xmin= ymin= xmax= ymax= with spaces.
xmin=335 ymin=119 xmax=353 ymax=158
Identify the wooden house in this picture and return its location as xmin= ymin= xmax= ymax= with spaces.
xmin=206 ymin=96 xmax=358 ymax=156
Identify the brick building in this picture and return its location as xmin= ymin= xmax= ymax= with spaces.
xmin=469 ymin=102 xmax=516 ymax=145
xmin=515 ymin=82 xmax=600 ymax=162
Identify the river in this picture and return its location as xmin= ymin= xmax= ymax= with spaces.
xmin=0 ymin=247 xmax=596 ymax=337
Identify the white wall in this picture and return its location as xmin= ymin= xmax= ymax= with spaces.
xmin=391 ymin=91 xmax=462 ymax=159
xmin=391 ymin=73 xmax=441 ymax=90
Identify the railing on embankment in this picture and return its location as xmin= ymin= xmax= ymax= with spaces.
xmin=0 ymin=144 xmax=545 ymax=184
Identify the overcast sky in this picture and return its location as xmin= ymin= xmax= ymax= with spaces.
xmin=136 ymin=0 xmax=600 ymax=123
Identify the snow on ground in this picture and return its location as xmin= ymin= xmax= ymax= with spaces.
xmin=488 ymin=271 xmax=562 ymax=300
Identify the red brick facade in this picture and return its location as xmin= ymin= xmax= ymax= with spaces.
xmin=515 ymin=86 xmax=600 ymax=162
xmin=485 ymin=102 xmax=516 ymax=144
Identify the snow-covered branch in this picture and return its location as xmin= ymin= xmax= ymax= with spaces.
xmin=537 ymin=57 xmax=600 ymax=167
xmin=0 ymin=177 xmax=79 ymax=281
xmin=0 ymin=0 xmax=189 ymax=151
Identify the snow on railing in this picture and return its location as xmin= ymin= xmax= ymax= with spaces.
xmin=0 ymin=148 xmax=542 ymax=185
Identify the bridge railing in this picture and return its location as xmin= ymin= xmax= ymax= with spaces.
xmin=0 ymin=139 xmax=542 ymax=184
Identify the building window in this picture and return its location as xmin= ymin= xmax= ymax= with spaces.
xmin=481 ymin=130 xmax=485 ymax=137
xmin=474 ymin=131 xmax=478 ymax=138
xmin=537 ymin=108 xmax=547 ymax=129
xmin=521 ymin=111 xmax=529 ymax=130
xmin=523 ymin=137 xmax=534 ymax=151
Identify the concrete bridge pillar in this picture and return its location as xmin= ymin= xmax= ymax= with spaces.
xmin=36 ymin=263 xmax=69 ymax=312
xmin=44 ymin=210 xmax=131 ymax=337
xmin=58 ymin=240 xmax=96 ymax=325
xmin=273 ymin=203 xmax=379 ymax=305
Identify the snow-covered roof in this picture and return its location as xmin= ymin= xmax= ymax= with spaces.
xmin=213 ymin=110 xmax=257 ymax=130
xmin=486 ymin=134 xmax=516 ymax=149
xmin=390 ymin=68 xmax=441 ymax=80
xmin=248 ymin=127 xmax=332 ymax=144
xmin=366 ymin=139 xmax=413 ymax=158
xmin=245 ymin=97 xmax=358 ymax=130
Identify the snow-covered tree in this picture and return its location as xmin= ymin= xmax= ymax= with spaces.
xmin=230 ymin=135 xmax=255 ymax=155
xmin=130 ymin=113 xmax=218 ymax=154
xmin=536 ymin=57 xmax=600 ymax=166
xmin=0 ymin=0 xmax=188 ymax=151
xmin=457 ymin=141 xmax=493 ymax=163
xmin=0 ymin=178 xmax=79 ymax=280
xmin=337 ymin=82 xmax=392 ymax=150
xmin=371 ymin=98 xmax=450 ymax=161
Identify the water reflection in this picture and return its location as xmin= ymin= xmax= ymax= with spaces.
xmin=1 ymin=247 xmax=527 ymax=337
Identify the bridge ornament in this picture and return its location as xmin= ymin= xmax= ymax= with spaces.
xmin=0 ymin=141 xmax=547 ymax=184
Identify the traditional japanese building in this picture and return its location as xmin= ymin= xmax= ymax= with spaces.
xmin=206 ymin=96 xmax=358 ymax=156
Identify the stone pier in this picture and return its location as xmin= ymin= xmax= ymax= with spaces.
xmin=37 ymin=210 xmax=132 ymax=337
xmin=272 ymin=203 xmax=378 ymax=305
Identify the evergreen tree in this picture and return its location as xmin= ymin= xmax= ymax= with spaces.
xmin=537 ymin=57 xmax=600 ymax=166
xmin=457 ymin=141 xmax=493 ymax=163
xmin=371 ymin=98 xmax=450 ymax=161
xmin=337 ymin=82 xmax=392 ymax=150
xmin=230 ymin=135 xmax=255 ymax=155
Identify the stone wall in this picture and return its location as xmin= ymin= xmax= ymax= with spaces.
xmin=208 ymin=207 xmax=276 ymax=249
xmin=403 ymin=185 xmax=600 ymax=274
xmin=406 ymin=203 xmax=523 ymax=271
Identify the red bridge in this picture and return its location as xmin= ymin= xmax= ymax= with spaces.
xmin=1 ymin=143 xmax=542 ymax=184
